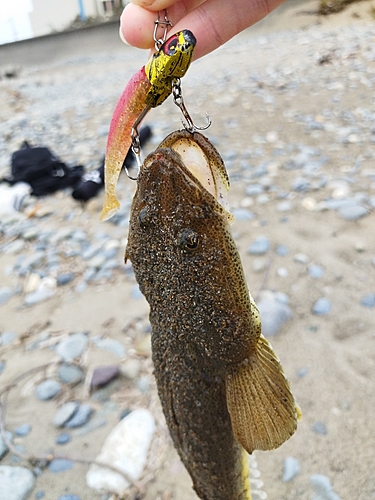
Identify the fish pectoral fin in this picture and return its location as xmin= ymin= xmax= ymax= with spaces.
xmin=226 ymin=334 xmax=299 ymax=454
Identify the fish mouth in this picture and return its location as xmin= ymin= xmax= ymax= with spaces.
xmin=158 ymin=130 xmax=231 ymax=214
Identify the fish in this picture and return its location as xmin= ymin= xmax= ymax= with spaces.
xmin=125 ymin=130 xmax=300 ymax=499
xmin=101 ymin=30 xmax=196 ymax=222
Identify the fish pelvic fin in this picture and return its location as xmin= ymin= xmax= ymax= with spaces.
xmin=226 ymin=334 xmax=299 ymax=454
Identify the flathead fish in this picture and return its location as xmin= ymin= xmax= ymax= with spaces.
xmin=125 ymin=130 xmax=299 ymax=499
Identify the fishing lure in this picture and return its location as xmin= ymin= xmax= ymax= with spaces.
xmin=100 ymin=29 xmax=196 ymax=221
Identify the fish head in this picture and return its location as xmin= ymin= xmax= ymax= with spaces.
xmin=145 ymin=30 xmax=196 ymax=107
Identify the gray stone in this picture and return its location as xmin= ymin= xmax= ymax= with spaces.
xmin=24 ymin=288 xmax=54 ymax=306
xmin=311 ymin=421 xmax=328 ymax=435
xmin=245 ymin=184 xmax=264 ymax=196
xmin=360 ymin=293 xmax=375 ymax=308
xmin=65 ymin=404 xmax=93 ymax=428
xmin=257 ymin=297 xmax=292 ymax=336
xmin=121 ymin=359 xmax=141 ymax=380
xmin=58 ymin=364 xmax=84 ymax=384
xmin=48 ymin=459 xmax=74 ymax=473
xmin=0 ymin=432 xmax=12 ymax=459
xmin=54 ymin=402 xmax=79 ymax=427
xmin=338 ymin=203 xmax=368 ymax=220
xmin=312 ymin=298 xmax=332 ymax=315
xmin=0 ymin=287 xmax=13 ymax=306
xmin=58 ymin=495 xmax=82 ymax=500
xmin=0 ymin=361 xmax=5 ymax=375
xmin=35 ymin=379 xmax=61 ymax=400
xmin=14 ymin=424 xmax=31 ymax=437
xmin=275 ymin=244 xmax=289 ymax=256
xmin=232 ymin=208 xmax=255 ymax=220
xmin=0 ymin=331 xmax=17 ymax=346
xmin=247 ymin=236 xmax=270 ymax=255
xmin=0 ymin=465 xmax=35 ymax=500
xmin=282 ymin=456 xmax=300 ymax=482
xmin=57 ymin=273 xmax=75 ymax=286
xmin=310 ymin=474 xmax=342 ymax=500
xmin=56 ymin=333 xmax=88 ymax=361
xmin=91 ymin=366 xmax=120 ymax=389
xmin=95 ymin=338 xmax=126 ymax=358
xmin=308 ymin=265 xmax=324 ymax=278
xmin=55 ymin=433 xmax=71 ymax=445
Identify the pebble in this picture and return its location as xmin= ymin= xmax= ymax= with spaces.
xmin=337 ymin=203 xmax=368 ymax=220
xmin=311 ymin=421 xmax=328 ymax=435
xmin=0 ymin=361 xmax=5 ymax=375
xmin=48 ymin=459 xmax=74 ymax=473
xmin=58 ymin=495 xmax=82 ymax=500
xmin=55 ymin=433 xmax=72 ymax=445
xmin=57 ymin=273 xmax=75 ymax=286
xmin=308 ymin=265 xmax=325 ymax=278
xmin=24 ymin=287 xmax=55 ymax=306
xmin=35 ymin=490 xmax=45 ymax=499
xmin=0 ymin=466 xmax=35 ymax=500
xmin=35 ymin=379 xmax=61 ymax=400
xmin=282 ymin=456 xmax=300 ymax=482
xmin=257 ymin=293 xmax=292 ymax=336
xmin=54 ymin=402 xmax=80 ymax=427
xmin=14 ymin=424 xmax=31 ymax=437
xmin=0 ymin=432 xmax=12 ymax=459
xmin=0 ymin=331 xmax=17 ymax=346
xmin=247 ymin=236 xmax=270 ymax=255
xmin=0 ymin=287 xmax=14 ymax=306
xmin=86 ymin=408 xmax=155 ymax=494
xmin=65 ymin=404 xmax=93 ymax=428
xmin=310 ymin=474 xmax=342 ymax=500
xmin=312 ymin=298 xmax=332 ymax=316
xmin=120 ymin=359 xmax=141 ymax=380
xmin=95 ymin=338 xmax=126 ymax=358
xmin=58 ymin=364 xmax=84 ymax=384
xmin=360 ymin=293 xmax=375 ymax=308
xmin=91 ymin=366 xmax=120 ymax=389
xmin=232 ymin=208 xmax=255 ymax=220
xmin=275 ymin=244 xmax=288 ymax=256
xmin=56 ymin=333 xmax=88 ymax=361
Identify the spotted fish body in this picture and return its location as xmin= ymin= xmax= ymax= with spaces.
xmin=101 ymin=30 xmax=196 ymax=221
xmin=126 ymin=131 xmax=299 ymax=499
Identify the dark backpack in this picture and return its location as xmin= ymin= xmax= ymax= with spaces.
xmin=5 ymin=141 xmax=83 ymax=196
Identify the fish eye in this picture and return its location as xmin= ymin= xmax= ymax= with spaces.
xmin=177 ymin=228 xmax=199 ymax=252
xmin=164 ymin=36 xmax=178 ymax=55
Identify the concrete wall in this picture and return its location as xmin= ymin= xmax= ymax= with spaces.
xmin=0 ymin=20 xmax=123 ymax=68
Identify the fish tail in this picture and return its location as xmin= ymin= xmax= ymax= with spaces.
xmin=226 ymin=334 xmax=300 ymax=454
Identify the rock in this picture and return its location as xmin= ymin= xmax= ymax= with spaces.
xmin=311 ymin=421 xmax=328 ymax=435
xmin=56 ymin=333 xmax=88 ymax=361
xmin=360 ymin=293 xmax=375 ymax=308
xmin=312 ymin=298 xmax=332 ymax=315
xmin=57 ymin=273 xmax=75 ymax=286
xmin=252 ymin=257 xmax=268 ymax=273
xmin=247 ymin=236 xmax=270 ymax=255
xmin=48 ymin=459 xmax=74 ymax=473
xmin=65 ymin=404 xmax=93 ymax=428
xmin=257 ymin=295 xmax=292 ymax=336
xmin=23 ymin=273 xmax=41 ymax=294
xmin=296 ymin=367 xmax=309 ymax=378
xmin=95 ymin=338 xmax=126 ymax=358
xmin=0 ymin=465 xmax=35 ymax=500
xmin=0 ymin=361 xmax=5 ymax=375
xmin=14 ymin=424 xmax=31 ymax=437
xmin=294 ymin=253 xmax=309 ymax=264
xmin=310 ymin=474 xmax=342 ymax=500
xmin=86 ymin=408 xmax=155 ymax=494
xmin=282 ymin=456 xmax=300 ymax=482
xmin=232 ymin=208 xmax=255 ymax=220
xmin=308 ymin=265 xmax=324 ymax=278
xmin=35 ymin=490 xmax=45 ymax=499
xmin=0 ymin=287 xmax=13 ymax=306
xmin=58 ymin=495 xmax=82 ymax=500
xmin=55 ymin=433 xmax=71 ymax=445
xmin=24 ymin=287 xmax=55 ymax=306
xmin=121 ymin=359 xmax=141 ymax=380
xmin=35 ymin=379 xmax=61 ymax=400
xmin=91 ymin=366 xmax=120 ymax=389
xmin=276 ymin=200 xmax=292 ymax=212
xmin=130 ymin=284 xmax=143 ymax=300
xmin=337 ymin=203 xmax=368 ymax=220
xmin=54 ymin=402 xmax=79 ymax=427
xmin=57 ymin=364 xmax=84 ymax=384
xmin=0 ymin=331 xmax=17 ymax=346
xmin=0 ymin=432 xmax=12 ymax=459
xmin=275 ymin=244 xmax=288 ymax=256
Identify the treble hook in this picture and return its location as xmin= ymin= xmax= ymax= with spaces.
xmin=172 ymin=78 xmax=211 ymax=133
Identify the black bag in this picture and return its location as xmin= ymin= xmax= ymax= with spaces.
xmin=6 ymin=141 xmax=83 ymax=196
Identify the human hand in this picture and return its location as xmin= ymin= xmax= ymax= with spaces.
xmin=120 ymin=0 xmax=286 ymax=60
